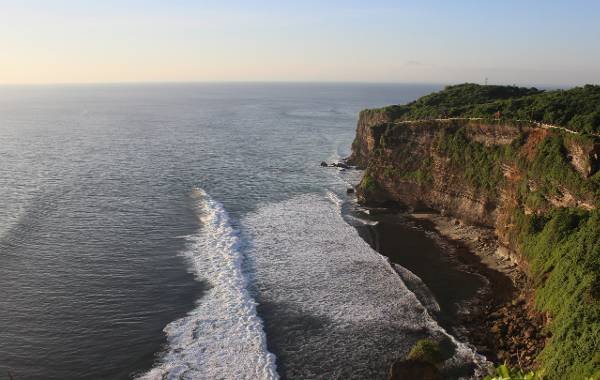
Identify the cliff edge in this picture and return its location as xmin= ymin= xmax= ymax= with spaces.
xmin=350 ymin=84 xmax=600 ymax=379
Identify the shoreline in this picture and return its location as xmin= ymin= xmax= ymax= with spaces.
xmin=406 ymin=212 xmax=547 ymax=370
xmin=352 ymin=206 xmax=547 ymax=374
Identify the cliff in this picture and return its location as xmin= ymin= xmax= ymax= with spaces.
xmin=349 ymin=85 xmax=600 ymax=379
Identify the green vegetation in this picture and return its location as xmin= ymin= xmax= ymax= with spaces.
xmin=435 ymin=127 xmax=510 ymax=194
xmin=380 ymin=83 xmax=540 ymax=120
xmin=520 ymin=134 xmax=600 ymax=200
xmin=419 ymin=123 xmax=598 ymax=202
xmin=373 ymin=83 xmax=600 ymax=134
xmin=407 ymin=339 xmax=444 ymax=366
xmin=399 ymin=168 xmax=432 ymax=185
xmin=513 ymin=208 xmax=600 ymax=379
xmin=359 ymin=170 xmax=379 ymax=192
xmin=484 ymin=364 xmax=544 ymax=380
xmin=468 ymin=85 xmax=600 ymax=135
xmin=377 ymin=127 xmax=434 ymax=185
xmin=358 ymin=83 xmax=600 ymax=378
xmin=434 ymin=128 xmax=598 ymax=378
xmin=383 ymin=164 xmax=433 ymax=185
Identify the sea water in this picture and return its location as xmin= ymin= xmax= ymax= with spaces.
xmin=0 ymin=83 xmax=482 ymax=379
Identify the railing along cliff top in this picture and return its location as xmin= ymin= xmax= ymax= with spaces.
xmin=392 ymin=117 xmax=600 ymax=138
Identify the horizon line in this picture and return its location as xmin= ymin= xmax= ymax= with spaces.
xmin=0 ymin=79 xmax=586 ymax=89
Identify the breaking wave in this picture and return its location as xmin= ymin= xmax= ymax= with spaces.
xmin=138 ymin=188 xmax=278 ymax=380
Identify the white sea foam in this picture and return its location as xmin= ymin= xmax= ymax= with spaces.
xmin=243 ymin=193 xmax=488 ymax=378
xmin=325 ymin=190 xmax=343 ymax=210
xmin=138 ymin=188 xmax=278 ymax=380
xmin=326 ymin=190 xmax=378 ymax=226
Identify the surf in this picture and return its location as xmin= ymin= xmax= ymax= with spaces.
xmin=138 ymin=188 xmax=278 ymax=380
xmin=241 ymin=192 xmax=487 ymax=378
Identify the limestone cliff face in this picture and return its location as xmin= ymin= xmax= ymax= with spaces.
xmin=350 ymin=110 xmax=599 ymax=263
xmin=351 ymin=119 xmax=518 ymax=224
xmin=349 ymin=108 xmax=399 ymax=169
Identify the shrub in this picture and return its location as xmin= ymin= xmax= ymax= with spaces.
xmin=407 ymin=339 xmax=444 ymax=365
xmin=514 ymin=208 xmax=600 ymax=379
xmin=359 ymin=171 xmax=379 ymax=192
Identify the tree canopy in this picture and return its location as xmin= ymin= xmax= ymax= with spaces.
xmin=380 ymin=83 xmax=600 ymax=134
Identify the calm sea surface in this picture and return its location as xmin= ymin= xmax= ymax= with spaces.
xmin=0 ymin=83 xmax=485 ymax=379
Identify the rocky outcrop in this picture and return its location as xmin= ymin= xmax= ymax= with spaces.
xmin=463 ymin=122 xmax=525 ymax=146
xmin=348 ymin=108 xmax=403 ymax=168
xmin=564 ymin=137 xmax=600 ymax=177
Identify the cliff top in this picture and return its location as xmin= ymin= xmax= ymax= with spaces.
xmin=370 ymin=83 xmax=600 ymax=135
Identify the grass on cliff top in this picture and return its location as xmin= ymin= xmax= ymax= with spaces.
xmin=372 ymin=83 xmax=600 ymax=134
xmin=515 ymin=208 xmax=600 ymax=379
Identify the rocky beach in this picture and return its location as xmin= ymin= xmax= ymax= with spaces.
xmin=349 ymin=203 xmax=547 ymax=376
xmin=409 ymin=213 xmax=547 ymax=370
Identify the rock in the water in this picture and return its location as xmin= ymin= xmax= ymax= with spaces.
xmin=346 ymin=187 xmax=355 ymax=194
xmin=320 ymin=161 xmax=328 ymax=167
xmin=333 ymin=162 xmax=350 ymax=169
xmin=388 ymin=359 xmax=441 ymax=380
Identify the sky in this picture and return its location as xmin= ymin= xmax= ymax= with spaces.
xmin=0 ymin=0 xmax=599 ymax=86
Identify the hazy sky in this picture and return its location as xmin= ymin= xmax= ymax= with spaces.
xmin=1 ymin=0 xmax=599 ymax=86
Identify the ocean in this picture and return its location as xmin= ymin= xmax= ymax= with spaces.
xmin=0 ymin=83 xmax=481 ymax=379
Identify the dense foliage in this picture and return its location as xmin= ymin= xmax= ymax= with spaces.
xmin=435 ymin=127 xmax=509 ymax=195
xmin=514 ymin=208 xmax=600 ymax=379
xmin=376 ymin=83 xmax=600 ymax=134
xmin=437 ymin=130 xmax=599 ymax=379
